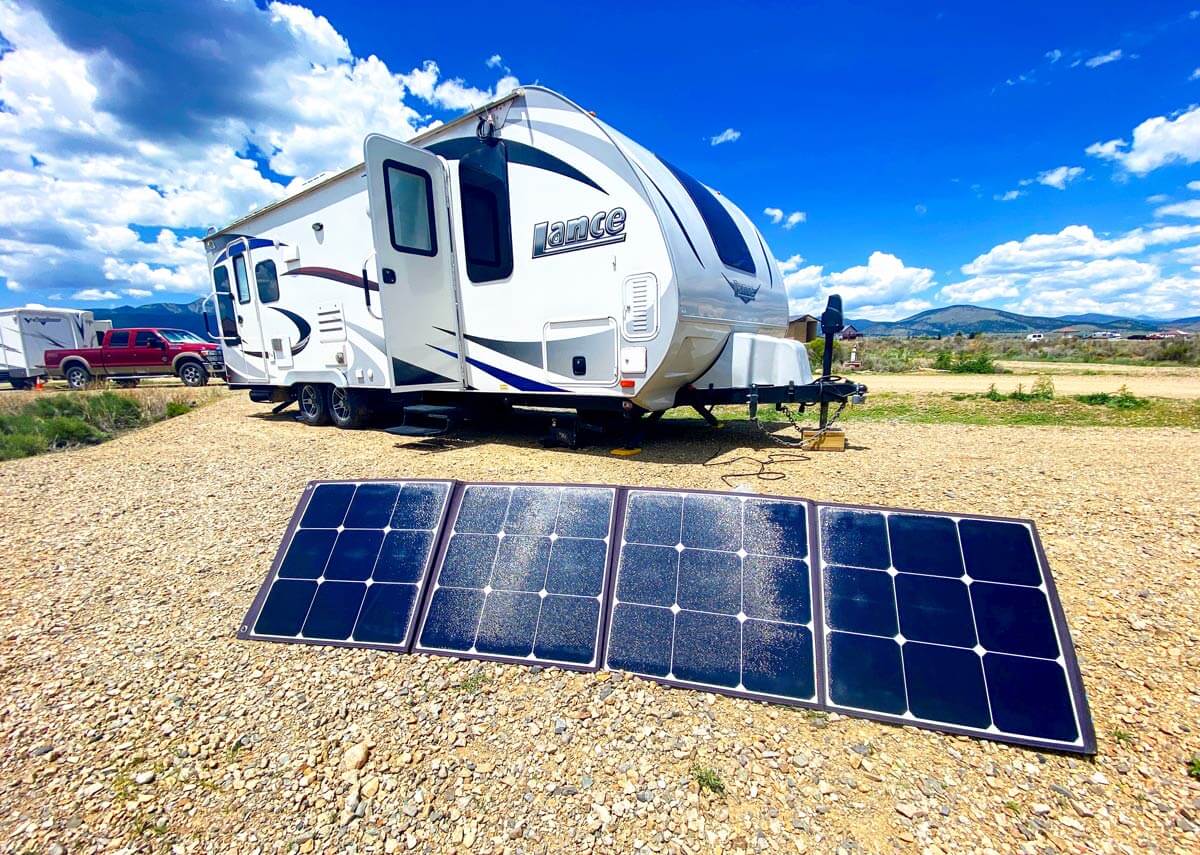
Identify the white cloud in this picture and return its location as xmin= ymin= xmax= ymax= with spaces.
xmin=1045 ymin=49 xmax=1063 ymax=63
xmin=5 ymin=279 xmax=23 ymax=291
xmin=784 ymin=251 xmax=935 ymax=318
xmin=0 ymin=0 xmax=521 ymax=304
xmin=73 ymin=288 xmax=119 ymax=301
xmin=1190 ymin=68 xmax=1200 ymax=81
xmin=763 ymin=208 xmax=784 ymax=224
xmin=763 ymin=207 xmax=805 ymax=228
xmin=962 ymin=224 xmax=1200 ymax=274
xmin=486 ymin=54 xmax=503 ymax=68
xmin=995 ymin=190 xmax=1023 ymax=201
xmin=1036 ymin=165 xmax=1084 ymax=189
xmin=1086 ymin=104 xmax=1200 ymax=174
xmin=123 ymin=288 xmax=153 ymax=298
xmin=778 ymin=254 xmax=804 ymax=273
xmin=1156 ymin=200 xmax=1200 ymax=218
xmin=709 ymin=128 xmax=741 ymax=146
xmin=1189 ymin=181 xmax=1200 ymax=191
xmin=784 ymin=211 xmax=806 ymax=229
xmin=1146 ymin=193 xmax=1170 ymax=203
xmin=1084 ymin=49 xmax=1123 ymax=68
xmin=914 ymin=204 xmax=927 ymax=215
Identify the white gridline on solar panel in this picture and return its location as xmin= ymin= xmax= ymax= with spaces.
xmin=251 ymin=481 xmax=450 ymax=641
xmin=814 ymin=507 xmax=1085 ymax=747
xmin=606 ymin=491 xmax=818 ymax=701
xmin=417 ymin=485 xmax=616 ymax=667
xmin=297 ymin=481 xmax=450 ymax=529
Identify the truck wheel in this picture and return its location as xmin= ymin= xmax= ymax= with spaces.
xmin=65 ymin=365 xmax=91 ymax=390
xmin=177 ymin=361 xmax=208 ymax=387
xmin=114 ymin=379 xmax=140 ymax=388
xmin=297 ymin=383 xmax=330 ymax=426
xmin=328 ymin=386 xmax=371 ymax=429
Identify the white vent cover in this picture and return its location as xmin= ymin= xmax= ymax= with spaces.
xmin=317 ymin=302 xmax=346 ymax=344
xmin=622 ymin=273 xmax=658 ymax=340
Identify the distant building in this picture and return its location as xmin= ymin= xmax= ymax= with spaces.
xmin=837 ymin=324 xmax=862 ymax=341
xmin=786 ymin=314 xmax=819 ymax=342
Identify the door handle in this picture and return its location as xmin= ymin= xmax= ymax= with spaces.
xmin=382 ymin=268 xmax=397 ymax=284
xmin=237 ymin=315 xmax=244 ymax=323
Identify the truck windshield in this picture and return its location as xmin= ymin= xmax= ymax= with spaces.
xmin=160 ymin=330 xmax=204 ymax=343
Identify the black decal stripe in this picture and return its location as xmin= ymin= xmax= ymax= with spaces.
xmin=639 ymin=166 xmax=704 ymax=267
xmin=392 ymin=357 xmax=455 ymax=387
xmin=435 ymin=325 xmax=542 ymax=369
xmin=427 ymin=138 xmax=606 ymax=195
xmin=283 ymin=267 xmax=379 ymax=292
xmin=268 ymin=307 xmax=312 ymax=356
xmin=754 ymin=228 xmax=775 ymax=288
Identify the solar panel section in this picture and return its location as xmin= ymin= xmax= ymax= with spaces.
xmin=239 ymin=480 xmax=452 ymax=651
xmin=603 ymin=490 xmax=819 ymax=706
xmin=412 ymin=485 xmax=616 ymax=669
xmin=816 ymin=506 xmax=1093 ymax=752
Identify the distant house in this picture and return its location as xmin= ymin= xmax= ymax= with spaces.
xmin=837 ymin=324 xmax=861 ymax=341
xmin=1054 ymin=325 xmax=1085 ymax=339
xmin=786 ymin=314 xmax=819 ymax=342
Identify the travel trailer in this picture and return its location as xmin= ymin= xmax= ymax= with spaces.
xmin=0 ymin=306 xmax=110 ymax=388
xmin=203 ymin=86 xmax=863 ymax=436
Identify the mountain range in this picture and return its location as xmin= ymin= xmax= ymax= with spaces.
xmin=7 ymin=298 xmax=1196 ymax=338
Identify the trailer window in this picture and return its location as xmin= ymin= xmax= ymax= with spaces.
xmin=383 ymin=160 xmax=436 ymax=256
xmin=255 ymin=260 xmax=280 ymax=303
xmin=213 ymin=266 xmax=231 ymax=294
xmin=232 ymin=254 xmax=251 ymax=304
xmin=109 ymin=330 xmax=130 ymax=347
xmin=662 ymin=160 xmax=756 ymax=276
xmin=459 ymin=144 xmax=513 ymax=283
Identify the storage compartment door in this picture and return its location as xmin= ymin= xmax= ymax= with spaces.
xmin=544 ymin=319 xmax=617 ymax=385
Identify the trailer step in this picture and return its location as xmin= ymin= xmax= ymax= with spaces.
xmin=384 ymin=423 xmax=451 ymax=437
xmin=385 ymin=404 xmax=464 ymax=438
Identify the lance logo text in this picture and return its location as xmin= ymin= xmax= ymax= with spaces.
xmin=532 ymin=207 xmax=626 ymax=258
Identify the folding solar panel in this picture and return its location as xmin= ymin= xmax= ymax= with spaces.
xmin=411 ymin=484 xmax=617 ymax=669
xmin=238 ymin=480 xmax=452 ymax=651
xmin=602 ymin=489 xmax=820 ymax=707
xmin=815 ymin=504 xmax=1094 ymax=753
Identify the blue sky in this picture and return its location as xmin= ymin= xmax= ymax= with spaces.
xmin=1 ymin=1 xmax=1199 ymax=319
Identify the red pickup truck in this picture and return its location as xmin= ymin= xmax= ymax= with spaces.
xmin=44 ymin=328 xmax=225 ymax=389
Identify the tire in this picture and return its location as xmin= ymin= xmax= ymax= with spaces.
xmin=114 ymin=379 xmax=140 ymax=388
xmin=296 ymin=383 xmax=330 ymax=426
xmin=10 ymin=378 xmax=32 ymax=390
xmin=328 ymin=386 xmax=371 ymax=429
xmin=64 ymin=364 xmax=91 ymax=390
xmin=177 ymin=361 xmax=208 ymax=387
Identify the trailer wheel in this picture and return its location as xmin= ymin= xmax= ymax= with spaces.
xmin=177 ymin=360 xmax=208 ymax=387
xmin=296 ymin=383 xmax=330 ymax=426
xmin=328 ymin=386 xmax=371 ymax=429
xmin=9 ymin=378 xmax=32 ymax=390
xmin=64 ymin=364 xmax=91 ymax=390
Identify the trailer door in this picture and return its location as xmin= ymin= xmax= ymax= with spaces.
xmin=364 ymin=134 xmax=463 ymax=392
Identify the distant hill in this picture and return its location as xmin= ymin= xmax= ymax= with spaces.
xmin=847 ymin=305 xmax=1166 ymax=337
xmin=92 ymin=298 xmax=210 ymax=336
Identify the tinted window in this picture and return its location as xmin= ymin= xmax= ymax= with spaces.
xmin=216 ymin=293 xmax=238 ymax=341
xmin=108 ymin=331 xmax=130 ymax=347
xmin=662 ymin=160 xmax=756 ymax=275
xmin=232 ymin=254 xmax=251 ymax=304
xmin=213 ymin=266 xmax=231 ymax=294
xmin=134 ymin=331 xmax=162 ymax=347
xmin=255 ymin=259 xmax=280 ymax=303
xmin=161 ymin=330 xmax=204 ymax=343
xmin=384 ymin=161 xmax=435 ymax=255
xmin=459 ymin=143 xmax=513 ymax=283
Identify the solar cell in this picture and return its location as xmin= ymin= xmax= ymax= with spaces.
xmin=412 ymin=485 xmax=616 ymax=669
xmin=239 ymin=480 xmax=452 ymax=650
xmin=816 ymin=504 xmax=1092 ymax=752
xmin=603 ymin=490 xmax=819 ymax=706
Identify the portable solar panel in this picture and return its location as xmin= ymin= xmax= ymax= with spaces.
xmin=602 ymin=489 xmax=820 ymax=707
xmin=816 ymin=504 xmax=1094 ymax=753
xmin=238 ymin=480 xmax=452 ymax=651
xmin=411 ymin=484 xmax=617 ymax=669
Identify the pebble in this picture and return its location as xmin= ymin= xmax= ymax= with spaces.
xmin=134 ymin=770 xmax=156 ymax=785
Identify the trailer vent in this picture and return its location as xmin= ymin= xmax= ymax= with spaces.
xmin=622 ymin=274 xmax=658 ymax=341
xmin=316 ymin=303 xmax=346 ymax=343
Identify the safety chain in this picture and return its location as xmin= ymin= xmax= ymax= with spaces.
xmin=753 ymin=400 xmax=847 ymax=448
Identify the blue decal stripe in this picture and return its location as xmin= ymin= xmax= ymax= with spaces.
xmin=215 ymin=237 xmax=278 ymax=264
xmin=428 ymin=345 xmax=564 ymax=393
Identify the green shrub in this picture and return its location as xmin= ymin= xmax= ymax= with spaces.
xmin=165 ymin=400 xmax=193 ymax=418
xmin=934 ymin=350 xmax=996 ymax=374
xmin=0 ymin=432 xmax=49 ymax=461
xmin=806 ymin=338 xmax=843 ymax=371
xmin=1075 ymin=385 xmax=1149 ymax=409
xmin=84 ymin=392 xmax=144 ymax=431
xmin=29 ymin=395 xmax=86 ymax=419
xmin=40 ymin=415 xmax=106 ymax=447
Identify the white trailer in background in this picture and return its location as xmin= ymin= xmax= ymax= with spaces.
xmin=203 ymin=86 xmax=862 ymax=438
xmin=0 ymin=306 xmax=110 ymax=389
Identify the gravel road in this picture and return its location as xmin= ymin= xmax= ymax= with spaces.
xmin=850 ymin=370 xmax=1200 ymax=400
xmin=2 ymin=395 xmax=1197 ymax=854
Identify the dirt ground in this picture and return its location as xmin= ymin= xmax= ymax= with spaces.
xmin=1 ymin=395 xmax=1197 ymax=854
xmin=850 ymin=367 xmax=1200 ymax=400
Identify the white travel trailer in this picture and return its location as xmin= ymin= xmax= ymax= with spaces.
xmin=204 ymin=86 xmax=862 ymax=437
xmin=0 ymin=306 xmax=110 ymax=388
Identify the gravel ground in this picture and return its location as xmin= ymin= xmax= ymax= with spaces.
xmin=2 ymin=395 xmax=1198 ymax=854
xmin=848 ymin=370 xmax=1200 ymax=399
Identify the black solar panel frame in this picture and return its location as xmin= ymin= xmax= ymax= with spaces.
xmin=812 ymin=499 xmax=1096 ymax=755
xmin=410 ymin=481 xmax=622 ymax=673
xmin=237 ymin=478 xmax=456 ymax=654
xmin=599 ymin=486 xmax=827 ymax=713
